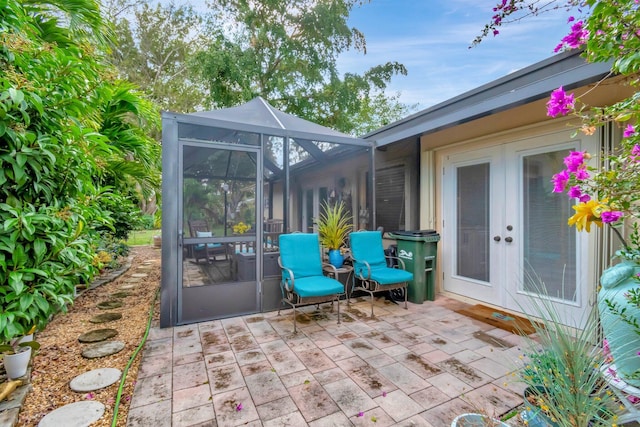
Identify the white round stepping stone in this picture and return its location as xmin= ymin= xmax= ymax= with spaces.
xmin=38 ymin=401 xmax=105 ymax=427
xmin=81 ymin=341 xmax=125 ymax=359
xmin=120 ymin=284 xmax=135 ymax=290
xmin=70 ymin=368 xmax=122 ymax=392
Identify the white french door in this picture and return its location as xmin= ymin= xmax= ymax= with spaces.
xmin=442 ymin=131 xmax=597 ymax=324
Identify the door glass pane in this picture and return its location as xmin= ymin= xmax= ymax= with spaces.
xmin=457 ymin=163 xmax=490 ymax=282
xmin=523 ymin=151 xmax=576 ymax=301
xmin=182 ymin=145 xmax=257 ymax=287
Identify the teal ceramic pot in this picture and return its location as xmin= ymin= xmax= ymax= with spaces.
xmin=451 ymin=413 xmax=509 ymax=427
xmin=598 ymin=261 xmax=640 ymax=387
xmin=328 ymin=249 xmax=344 ymax=268
xmin=521 ymin=386 xmax=560 ymax=427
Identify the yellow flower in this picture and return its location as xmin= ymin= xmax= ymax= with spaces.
xmin=233 ymin=222 xmax=251 ymax=234
xmin=568 ymin=199 xmax=605 ymax=232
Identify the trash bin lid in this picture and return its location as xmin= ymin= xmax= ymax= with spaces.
xmin=389 ymin=230 xmax=438 ymax=237
xmin=387 ymin=230 xmax=440 ymax=242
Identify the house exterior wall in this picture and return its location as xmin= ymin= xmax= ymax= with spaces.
xmin=286 ymin=156 xmax=368 ymax=233
xmin=418 ymin=79 xmax=631 ymax=319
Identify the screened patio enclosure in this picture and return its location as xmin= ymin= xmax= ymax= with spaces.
xmin=160 ymin=97 xmax=374 ymax=327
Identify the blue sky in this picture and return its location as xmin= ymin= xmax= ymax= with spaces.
xmin=337 ymin=0 xmax=577 ymax=109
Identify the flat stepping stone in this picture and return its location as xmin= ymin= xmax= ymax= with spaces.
xmin=78 ymin=328 xmax=118 ymax=343
xmin=89 ymin=312 xmax=122 ymax=324
xmin=111 ymin=291 xmax=130 ymax=299
xmin=130 ymin=273 xmax=148 ymax=278
xmin=38 ymin=401 xmax=105 ymax=427
xmin=124 ymin=278 xmax=141 ymax=283
xmin=97 ymin=300 xmax=122 ymax=310
xmin=119 ymin=284 xmax=135 ymax=290
xmin=81 ymin=341 xmax=125 ymax=359
xmin=70 ymin=368 xmax=121 ymax=392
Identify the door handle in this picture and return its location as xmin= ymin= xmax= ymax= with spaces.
xmin=493 ymin=236 xmax=501 ymax=242
xmin=504 ymin=236 xmax=513 ymax=243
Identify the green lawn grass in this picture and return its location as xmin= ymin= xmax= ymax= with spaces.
xmin=127 ymin=229 xmax=161 ymax=246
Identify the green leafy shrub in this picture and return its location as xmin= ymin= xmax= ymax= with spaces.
xmin=93 ymin=190 xmax=144 ymax=240
xmin=0 ymin=202 xmax=99 ymax=341
xmin=138 ymin=214 xmax=156 ymax=230
xmin=0 ymin=1 xmax=160 ymax=345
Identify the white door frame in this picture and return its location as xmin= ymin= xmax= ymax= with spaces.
xmin=440 ymin=129 xmax=598 ymax=325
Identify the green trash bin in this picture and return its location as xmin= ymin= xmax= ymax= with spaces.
xmin=387 ymin=230 xmax=440 ymax=303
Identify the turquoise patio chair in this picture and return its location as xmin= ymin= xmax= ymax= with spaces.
xmin=349 ymin=230 xmax=412 ymax=316
xmin=278 ymin=233 xmax=344 ymax=333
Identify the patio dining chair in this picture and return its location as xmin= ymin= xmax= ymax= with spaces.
xmin=188 ymin=219 xmax=228 ymax=263
xmin=349 ymin=230 xmax=412 ymax=317
xmin=278 ymin=233 xmax=344 ymax=333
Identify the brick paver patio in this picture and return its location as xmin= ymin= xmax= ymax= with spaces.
xmin=127 ymin=296 xmax=528 ymax=427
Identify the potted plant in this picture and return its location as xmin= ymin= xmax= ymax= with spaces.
xmin=315 ymin=200 xmax=352 ymax=268
xmin=1 ymin=338 xmax=40 ymax=380
xmin=451 ymin=413 xmax=509 ymax=427
xmin=515 ymin=277 xmax=615 ymax=427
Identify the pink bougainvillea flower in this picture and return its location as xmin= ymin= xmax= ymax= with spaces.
xmin=553 ymin=20 xmax=588 ymax=52
xmin=632 ymin=144 xmax=640 ymax=157
xmin=603 ymin=339 xmax=611 ymax=354
xmin=629 ymin=395 xmax=640 ymax=404
xmin=85 ymin=392 xmax=95 ymax=400
xmin=579 ymin=194 xmax=591 ymax=203
xmin=567 ymin=186 xmax=582 ymax=199
xmin=382 ymin=391 xmax=387 ymax=397
xmin=357 ymin=411 xmax=364 ymax=417
xmin=551 ymin=169 xmax=570 ymax=192
xmin=547 ymin=87 xmax=575 ymax=117
xmin=624 ymin=124 xmax=636 ymax=138
xmin=236 ymin=403 xmax=243 ymax=411
xmin=601 ymin=211 xmax=623 ymax=223
xmin=574 ymin=168 xmax=590 ymax=180
xmin=563 ymin=151 xmax=585 ymax=172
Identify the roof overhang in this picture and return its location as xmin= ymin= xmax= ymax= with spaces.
xmin=364 ymin=50 xmax=613 ymax=146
